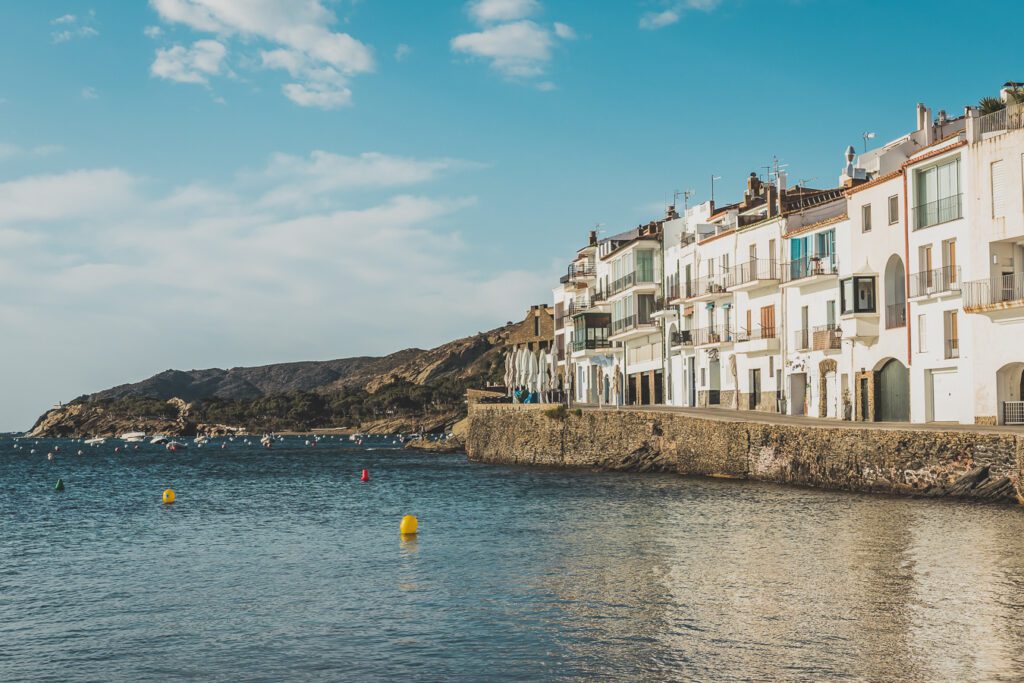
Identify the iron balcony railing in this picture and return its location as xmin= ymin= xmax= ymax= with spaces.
xmin=978 ymin=102 xmax=1024 ymax=136
xmin=611 ymin=313 xmax=655 ymax=335
xmin=688 ymin=273 xmax=730 ymax=298
xmin=671 ymin=329 xmax=694 ymax=346
xmin=568 ymin=261 xmax=596 ymax=280
xmin=572 ymin=338 xmax=611 ymax=352
xmin=782 ymin=256 xmax=838 ymax=283
xmin=664 ymin=281 xmax=681 ymax=301
xmin=680 ymin=232 xmax=696 ymax=247
xmin=726 ymin=258 xmax=779 ymax=288
xmin=885 ymin=302 xmax=907 ymax=329
xmin=693 ymin=325 xmax=736 ymax=346
xmin=963 ymin=272 xmax=1024 ymax=310
xmin=812 ymin=324 xmax=841 ymax=351
xmin=793 ymin=329 xmax=810 ymax=351
xmin=912 ymin=193 xmax=963 ymax=230
xmin=944 ymin=338 xmax=959 ymax=360
xmin=1004 ymin=401 xmax=1024 ymax=425
xmin=566 ymin=299 xmax=590 ymax=316
xmin=735 ymin=326 xmax=777 ymax=343
xmin=910 ymin=265 xmax=960 ymax=298
xmin=591 ymin=289 xmax=608 ymax=303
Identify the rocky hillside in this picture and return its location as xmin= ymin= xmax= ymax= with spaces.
xmin=28 ymin=323 xmax=515 ymax=438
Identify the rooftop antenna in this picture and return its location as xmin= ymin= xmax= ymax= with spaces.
xmin=862 ymin=131 xmax=876 ymax=152
xmin=673 ymin=189 xmax=695 ymax=212
xmin=796 ymin=177 xmax=818 ymax=211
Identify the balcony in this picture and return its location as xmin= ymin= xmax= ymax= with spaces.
xmin=944 ymin=338 xmax=960 ymax=360
xmin=963 ymin=272 xmax=1024 ymax=312
xmin=793 ymin=328 xmax=810 ymax=351
xmin=687 ymin=273 xmax=731 ymax=301
xmin=910 ymin=266 xmax=961 ymax=299
xmin=567 ymin=261 xmax=597 ymax=282
xmin=610 ymin=313 xmax=657 ymax=339
xmin=726 ymin=258 xmax=780 ymax=291
xmin=693 ymin=325 xmax=736 ymax=347
xmin=670 ymin=329 xmax=694 ymax=347
xmin=912 ymin=194 xmax=962 ymax=231
xmin=978 ymin=102 xmax=1024 ymax=136
xmin=664 ymin=281 xmax=681 ymax=302
xmin=735 ymin=326 xmax=779 ymax=354
xmin=812 ymin=324 xmax=842 ymax=351
xmin=781 ymin=256 xmax=838 ymax=285
xmin=885 ymin=302 xmax=907 ymax=329
xmin=572 ymin=338 xmax=612 ymax=353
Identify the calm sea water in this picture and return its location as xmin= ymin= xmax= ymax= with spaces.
xmin=2 ymin=436 xmax=1024 ymax=682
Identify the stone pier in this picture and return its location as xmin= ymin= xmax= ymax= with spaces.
xmin=465 ymin=404 xmax=1024 ymax=504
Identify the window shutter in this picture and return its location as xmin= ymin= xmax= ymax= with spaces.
xmin=992 ymin=160 xmax=1006 ymax=218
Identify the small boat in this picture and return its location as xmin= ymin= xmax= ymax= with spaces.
xmin=150 ymin=435 xmax=168 ymax=445
xmin=84 ymin=437 xmax=106 ymax=446
xmin=260 ymin=435 xmax=273 ymax=448
xmin=165 ymin=440 xmax=188 ymax=451
xmin=349 ymin=433 xmax=365 ymax=442
xmin=121 ymin=431 xmax=146 ymax=442
xmin=194 ymin=435 xmax=209 ymax=444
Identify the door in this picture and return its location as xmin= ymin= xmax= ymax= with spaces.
xmin=688 ymin=357 xmax=696 ymax=407
xmin=654 ymin=371 xmax=663 ymax=404
xmin=877 ymin=359 xmax=910 ymax=422
xmin=825 ymin=371 xmax=838 ymax=418
xmin=589 ymin=366 xmax=599 ymax=404
xmin=931 ymin=370 xmax=959 ymax=422
xmin=750 ymin=369 xmax=761 ymax=409
xmin=760 ymin=305 xmax=776 ymax=338
xmin=709 ymin=359 xmax=721 ymax=405
xmin=860 ymin=377 xmax=870 ymax=421
xmin=789 ymin=373 xmax=807 ymax=416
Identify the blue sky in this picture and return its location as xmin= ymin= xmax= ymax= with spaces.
xmin=0 ymin=0 xmax=1017 ymax=430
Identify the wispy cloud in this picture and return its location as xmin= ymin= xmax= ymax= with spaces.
xmin=81 ymin=86 xmax=99 ymax=99
xmin=143 ymin=25 xmax=163 ymax=39
xmin=0 ymin=143 xmax=64 ymax=162
xmin=639 ymin=0 xmax=722 ymax=30
xmin=451 ymin=0 xmax=574 ymax=83
xmin=151 ymin=39 xmax=227 ymax=85
xmin=148 ymin=0 xmax=374 ymax=109
xmin=394 ymin=43 xmax=412 ymax=61
xmin=51 ymin=10 xmax=99 ymax=43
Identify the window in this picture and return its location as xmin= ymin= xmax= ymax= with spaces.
xmin=841 ymin=276 xmax=876 ymax=314
xmin=943 ymin=239 xmax=957 ymax=283
xmin=918 ymin=314 xmax=927 ymax=353
xmin=826 ymin=300 xmax=836 ymax=327
xmin=861 ymin=203 xmax=872 ymax=232
xmin=769 ymin=356 xmax=774 ymax=375
xmin=701 ymin=368 xmax=706 ymax=387
xmin=992 ymin=159 xmax=1006 ymax=218
xmin=888 ymin=195 xmax=899 ymax=224
xmin=914 ymin=157 xmax=961 ymax=229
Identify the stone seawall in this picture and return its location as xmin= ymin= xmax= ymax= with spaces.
xmin=465 ymin=405 xmax=1024 ymax=504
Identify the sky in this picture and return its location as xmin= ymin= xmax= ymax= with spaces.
xmin=0 ymin=0 xmax=1018 ymax=430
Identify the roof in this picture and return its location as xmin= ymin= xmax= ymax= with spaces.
xmin=783 ymin=213 xmax=847 ymax=239
xmin=845 ymin=169 xmax=903 ymax=197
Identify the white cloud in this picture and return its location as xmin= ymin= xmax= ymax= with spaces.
xmin=151 ymin=39 xmax=227 ymax=85
xmin=51 ymin=11 xmax=99 ymax=43
xmin=149 ymin=0 xmax=374 ymax=108
xmin=0 ymin=143 xmax=65 ymax=161
xmin=535 ymin=81 xmax=557 ymax=92
xmin=639 ymin=1 xmax=722 ymax=30
xmin=394 ymin=43 xmax=412 ymax=61
xmin=453 ymin=2 xmax=573 ymax=82
xmin=468 ymin=0 xmax=541 ymax=23
xmin=81 ymin=86 xmax=99 ymax=99
xmin=0 ymin=143 xmax=19 ymax=161
xmin=0 ymin=150 xmax=550 ymax=431
xmin=143 ymin=25 xmax=164 ymax=38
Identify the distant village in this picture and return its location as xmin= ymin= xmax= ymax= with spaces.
xmin=504 ymin=83 xmax=1024 ymax=427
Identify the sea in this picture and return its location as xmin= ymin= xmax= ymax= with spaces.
xmin=2 ymin=435 xmax=1024 ymax=682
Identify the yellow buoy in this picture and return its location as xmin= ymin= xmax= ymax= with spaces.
xmin=162 ymin=488 xmax=175 ymax=505
xmin=400 ymin=514 xmax=418 ymax=535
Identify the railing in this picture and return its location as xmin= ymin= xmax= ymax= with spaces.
xmin=812 ymin=324 xmax=841 ymax=351
xmin=1004 ymin=401 xmax=1024 ymax=426
xmin=912 ymin=193 xmax=962 ymax=230
xmin=736 ymin=326 xmax=777 ymax=343
xmin=568 ymin=261 xmax=596 ymax=279
xmin=910 ymin=266 xmax=960 ymax=298
xmin=726 ymin=258 xmax=779 ymax=288
xmin=654 ymin=297 xmax=676 ymax=312
xmin=978 ymin=102 xmax=1024 ymax=136
xmin=963 ymin=272 xmax=1024 ymax=310
xmin=680 ymin=232 xmax=696 ymax=247
xmin=573 ymin=338 xmax=611 ymax=352
xmin=664 ymin=281 xmax=680 ymax=301
xmin=793 ymin=329 xmax=810 ymax=351
xmin=885 ymin=302 xmax=907 ymax=329
xmin=782 ymin=256 xmax=838 ymax=283
xmin=944 ymin=338 xmax=959 ymax=359
xmin=567 ymin=299 xmax=590 ymax=316
xmin=688 ymin=273 xmax=730 ymax=298
xmin=591 ymin=289 xmax=607 ymax=303
xmin=693 ymin=325 xmax=735 ymax=346
xmin=609 ymin=272 xmax=635 ymax=294
xmin=611 ymin=313 xmax=655 ymax=335
xmin=671 ymin=329 xmax=693 ymax=346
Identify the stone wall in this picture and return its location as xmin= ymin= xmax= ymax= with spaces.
xmin=466 ymin=405 xmax=1024 ymax=504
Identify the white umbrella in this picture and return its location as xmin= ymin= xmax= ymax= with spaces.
xmin=527 ymin=351 xmax=540 ymax=393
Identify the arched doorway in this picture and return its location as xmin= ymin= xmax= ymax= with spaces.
xmin=884 ymin=255 xmax=907 ymax=329
xmin=877 ymin=359 xmax=910 ymax=422
xmin=996 ymin=362 xmax=1024 ymax=424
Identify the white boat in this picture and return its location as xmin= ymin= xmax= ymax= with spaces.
xmin=84 ymin=437 xmax=106 ymax=446
xmin=194 ymin=435 xmax=209 ymax=444
xmin=165 ymin=440 xmax=188 ymax=450
xmin=120 ymin=431 xmax=146 ymax=442
xmin=349 ymin=433 xmax=365 ymax=442
xmin=150 ymin=435 xmax=168 ymax=445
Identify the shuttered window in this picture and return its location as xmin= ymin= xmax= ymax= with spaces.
xmin=888 ymin=195 xmax=899 ymax=224
xmin=992 ymin=159 xmax=1006 ymax=218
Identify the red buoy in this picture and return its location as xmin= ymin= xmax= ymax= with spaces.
xmin=360 ymin=469 xmax=369 ymax=482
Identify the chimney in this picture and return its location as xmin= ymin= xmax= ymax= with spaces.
xmin=588 ymin=230 xmax=597 ymax=246
xmin=916 ymin=102 xmax=928 ymax=131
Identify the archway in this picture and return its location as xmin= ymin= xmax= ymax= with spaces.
xmin=996 ymin=362 xmax=1024 ymax=424
xmin=884 ymin=255 xmax=906 ymax=328
xmin=877 ymin=358 xmax=910 ymax=422
xmin=818 ymin=358 xmax=839 ymax=418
